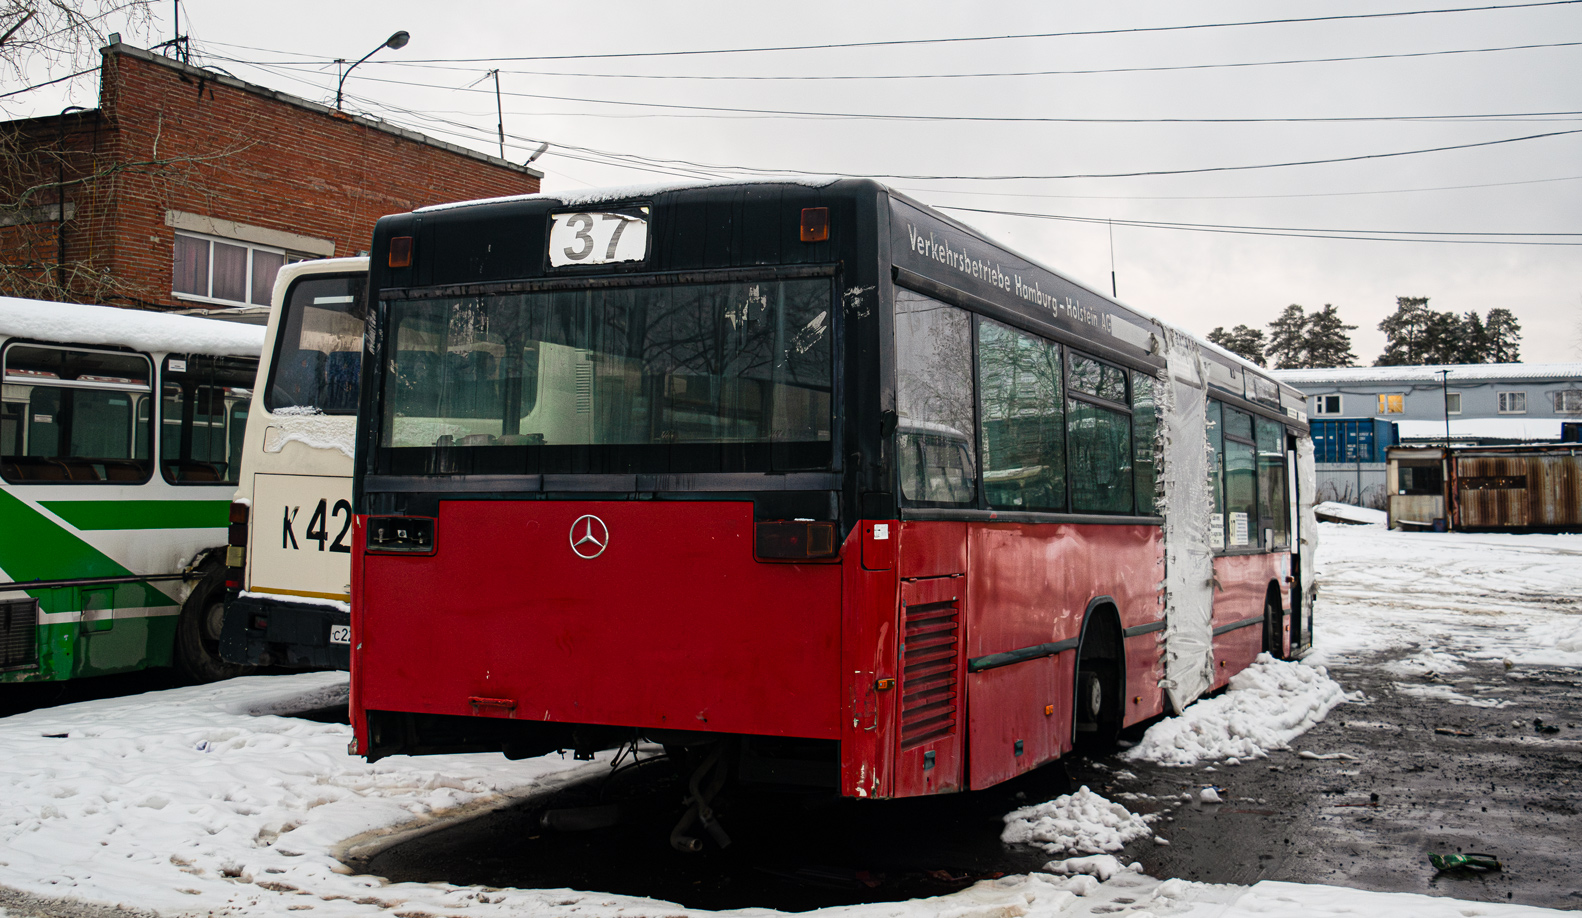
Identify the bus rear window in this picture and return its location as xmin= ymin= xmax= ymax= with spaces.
xmin=379 ymin=279 xmax=833 ymax=471
xmin=265 ymin=274 xmax=367 ymax=415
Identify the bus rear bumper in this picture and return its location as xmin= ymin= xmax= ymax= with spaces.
xmin=221 ymin=594 xmax=350 ymax=670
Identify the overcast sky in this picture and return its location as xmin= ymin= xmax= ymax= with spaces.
xmin=15 ymin=1 xmax=1582 ymax=364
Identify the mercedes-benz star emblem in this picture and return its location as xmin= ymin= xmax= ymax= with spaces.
xmin=569 ymin=514 xmax=609 ymax=559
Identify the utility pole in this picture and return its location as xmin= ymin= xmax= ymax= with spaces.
xmin=491 ymin=70 xmax=505 ymax=160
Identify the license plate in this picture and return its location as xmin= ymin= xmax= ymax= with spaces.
xmin=329 ymin=624 xmax=351 ymax=645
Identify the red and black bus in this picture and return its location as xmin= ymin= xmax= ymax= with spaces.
xmin=349 ymin=179 xmax=1313 ymax=831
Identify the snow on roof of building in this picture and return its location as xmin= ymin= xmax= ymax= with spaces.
xmin=1270 ymin=363 xmax=1582 ymax=386
xmin=1395 ymin=417 xmax=1565 ymax=441
xmin=0 ymin=296 xmax=265 ymax=357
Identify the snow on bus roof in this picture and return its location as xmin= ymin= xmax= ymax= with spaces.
xmin=414 ymin=177 xmax=841 ymax=214
xmin=0 ymin=296 xmax=264 ymax=357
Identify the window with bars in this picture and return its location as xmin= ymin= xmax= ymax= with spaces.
xmin=1376 ymin=394 xmax=1405 ymax=414
xmin=1497 ymin=391 xmax=1527 ymax=414
xmin=172 ymin=232 xmax=308 ymax=307
xmin=1553 ymin=390 xmax=1582 ymax=414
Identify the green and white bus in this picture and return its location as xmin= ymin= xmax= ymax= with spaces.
xmin=1 ymin=296 xmax=263 ymax=683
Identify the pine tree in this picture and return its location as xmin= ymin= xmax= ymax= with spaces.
xmin=1375 ymin=296 xmax=1434 ymax=366
xmin=1484 ymin=308 xmax=1522 ymax=363
xmin=1207 ymin=325 xmax=1268 ymax=366
xmin=1456 ymin=311 xmax=1489 ymax=364
xmin=1266 ymin=304 xmax=1309 ymax=369
xmin=1420 ymin=310 xmax=1465 ymax=365
xmin=1302 ymin=304 xmax=1358 ymax=368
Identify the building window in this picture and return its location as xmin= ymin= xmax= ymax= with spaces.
xmin=172 ymin=232 xmax=306 ymax=307
xmin=1445 ymin=392 xmax=1462 ymax=415
xmin=1554 ymin=390 xmax=1582 ymax=414
xmin=1397 ymin=460 xmax=1443 ymax=496
xmin=1497 ymin=391 xmax=1527 ymax=414
xmin=1376 ymin=394 xmax=1405 ymax=414
xmin=1312 ymin=394 xmax=1342 ymax=415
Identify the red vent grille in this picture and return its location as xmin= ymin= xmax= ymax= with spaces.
xmin=899 ymin=597 xmax=959 ymax=749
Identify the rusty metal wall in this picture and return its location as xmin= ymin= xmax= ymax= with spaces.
xmin=1454 ymin=453 xmax=1582 ymax=530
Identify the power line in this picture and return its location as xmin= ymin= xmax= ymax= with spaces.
xmin=269 ymin=66 xmax=1582 ymax=125
xmin=369 ymin=40 xmax=1582 ymax=82
xmin=939 ymin=205 xmax=1582 ymax=245
xmin=315 ymin=1 xmax=1582 ymax=63
xmin=902 ymin=174 xmax=1582 ymax=202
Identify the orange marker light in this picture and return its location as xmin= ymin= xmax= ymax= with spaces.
xmin=800 ymin=207 xmax=829 ymax=242
xmin=389 ymin=235 xmax=414 ymax=268
xmin=1044 ymin=704 xmax=1054 ymax=716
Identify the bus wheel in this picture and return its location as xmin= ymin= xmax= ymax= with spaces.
xmin=1262 ymin=593 xmax=1282 ymax=659
xmin=175 ymin=564 xmax=253 ymax=683
xmin=1074 ymin=658 xmax=1120 ymax=752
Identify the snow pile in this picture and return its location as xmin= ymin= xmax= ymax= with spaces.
xmin=1313 ymin=501 xmax=1385 ymax=526
xmin=0 ymin=674 xmax=609 ymax=916
xmin=1042 ymin=854 xmax=1136 ymax=880
xmin=0 ymin=295 xmax=264 ymax=356
xmin=1001 ymin=786 xmax=1153 ymax=856
xmin=263 ymin=412 xmax=356 ymax=458
xmin=1513 ymin=618 xmax=1582 ymax=667
xmin=1122 ymin=655 xmax=1347 ymax=767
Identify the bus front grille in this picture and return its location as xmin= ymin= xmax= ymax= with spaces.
xmin=899 ymin=598 xmax=959 ymax=749
xmin=0 ymin=597 xmax=39 ymax=671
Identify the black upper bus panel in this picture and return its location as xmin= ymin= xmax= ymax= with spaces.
xmin=373 ymin=181 xmax=857 ymax=292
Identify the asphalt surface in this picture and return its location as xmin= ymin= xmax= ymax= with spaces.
xmin=356 ymin=654 xmax=1582 ymax=912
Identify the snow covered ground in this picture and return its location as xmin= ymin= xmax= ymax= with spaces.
xmin=2 ymin=521 xmax=1579 ymax=917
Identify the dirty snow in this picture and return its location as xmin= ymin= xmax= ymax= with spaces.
xmin=1 ymin=525 xmax=1580 ymax=918
xmin=1120 ymin=655 xmax=1348 ymax=767
xmin=1002 ymin=786 xmax=1155 ymax=856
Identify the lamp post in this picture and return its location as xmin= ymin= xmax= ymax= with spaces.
xmin=1439 ymin=369 xmax=1452 ymax=445
xmin=335 ymin=31 xmax=410 ymax=112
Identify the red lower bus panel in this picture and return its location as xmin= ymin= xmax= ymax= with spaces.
xmin=892 ymin=575 xmax=967 ymax=796
xmin=963 ymin=521 xmax=1163 ymax=787
xmin=357 ymin=500 xmax=842 ymax=741
xmin=839 ymin=526 xmax=898 ymax=799
xmin=1210 ymin=552 xmax=1290 ymax=688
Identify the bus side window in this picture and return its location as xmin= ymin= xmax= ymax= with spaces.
xmin=978 ymin=318 xmax=1064 ymax=512
xmin=894 ymin=288 xmax=976 ymax=506
xmin=0 ymin=344 xmax=152 ymax=483
xmin=1132 ymin=372 xmax=1158 ymax=516
xmin=161 ymin=354 xmax=257 ymax=485
xmin=1255 ymin=417 xmax=1289 ymax=549
xmin=1067 ymin=352 xmax=1133 ymax=514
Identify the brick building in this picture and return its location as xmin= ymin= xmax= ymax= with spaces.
xmin=0 ymin=40 xmax=542 ymax=311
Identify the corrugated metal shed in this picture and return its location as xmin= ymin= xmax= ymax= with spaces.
xmin=1387 ymin=444 xmax=1582 ymax=533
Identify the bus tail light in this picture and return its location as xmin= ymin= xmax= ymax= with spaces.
xmin=226 ymin=500 xmax=249 ymax=589
xmin=799 ymin=207 xmax=829 ymax=243
xmin=389 ymin=235 xmax=414 ymax=268
xmin=755 ymin=521 xmax=837 ymax=561
xmin=367 ymin=516 xmax=436 ymax=554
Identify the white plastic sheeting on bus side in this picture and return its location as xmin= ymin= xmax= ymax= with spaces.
xmin=1296 ymin=433 xmax=1320 ymax=644
xmin=1158 ymin=329 xmax=1216 ymax=714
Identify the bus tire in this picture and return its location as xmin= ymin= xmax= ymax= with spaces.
xmin=175 ymin=563 xmax=253 ymax=683
xmin=1262 ymin=591 xmax=1283 ymax=659
xmin=1073 ymin=658 xmax=1121 ymax=753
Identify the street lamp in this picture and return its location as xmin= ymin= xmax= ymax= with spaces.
xmin=335 ymin=31 xmax=410 ymax=112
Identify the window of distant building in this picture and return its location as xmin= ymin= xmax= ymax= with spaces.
xmin=1445 ymin=392 xmax=1462 ymax=415
xmin=1497 ymin=391 xmax=1527 ymax=414
xmin=1312 ymin=394 xmax=1342 ymax=415
xmin=172 ymin=231 xmax=310 ymax=307
xmin=1376 ymin=394 xmax=1404 ymax=414
xmin=1554 ymin=390 xmax=1582 ymax=414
